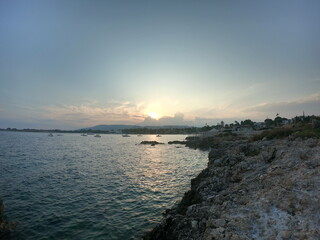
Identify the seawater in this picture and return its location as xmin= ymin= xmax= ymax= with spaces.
xmin=0 ymin=131 xmax=208 ymax=240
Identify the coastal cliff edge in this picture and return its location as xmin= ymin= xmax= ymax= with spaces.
xmin=144 ymin=137 xmax=320 ymax=239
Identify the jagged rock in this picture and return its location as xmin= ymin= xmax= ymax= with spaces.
xmin=261 ymin=147 xmax=277 ymax=163
xmin=144 ymin=138 xmax=320 ymax=240
xmin=237 ymin=143 xmax=261 ymax=156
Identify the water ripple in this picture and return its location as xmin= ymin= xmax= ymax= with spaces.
xmin=0 ymin=132 xmax=207 ymax=239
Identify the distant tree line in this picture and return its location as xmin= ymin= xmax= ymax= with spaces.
xmin=1 ymin=114 xmax=319 ymax=134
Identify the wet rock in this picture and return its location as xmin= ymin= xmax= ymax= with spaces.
xmin=176 ymin=190 xmax=202 ymax=214
xmin=168 ymin=141 xmax=187 ymax=145
xmin=0 ymin=200 xmax=16 ymax=233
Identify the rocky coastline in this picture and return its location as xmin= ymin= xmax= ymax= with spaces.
xmin=143 ymin=135 xmax=320 ymax=239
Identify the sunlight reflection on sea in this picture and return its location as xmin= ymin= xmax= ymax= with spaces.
xmin=0 ymin=132 xmax=208 ymax=240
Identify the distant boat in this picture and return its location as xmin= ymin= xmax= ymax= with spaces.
xmin=48 ymin=133 xmax=54 ymax=137
xmin=156 ymin=134 xmax=161 ymax=137
xmin=81 ymin=133 xmax=87 ymax=136
xmin=122 ymin=134 xmax=130 ymax=137
xmin=94 ymin=134 xmax=101 ymax=138
xmin=57 ymin=134 xmax=63 ymax=136
xmin=137 ymin=134 xmax=143 ymax=136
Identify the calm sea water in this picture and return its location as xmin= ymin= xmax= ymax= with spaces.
xmin=0 ymin=131 xmax=208 ymax=240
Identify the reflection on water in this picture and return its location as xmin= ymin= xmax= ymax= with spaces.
xmin=0 ymin=132 xmax=208 ymax=240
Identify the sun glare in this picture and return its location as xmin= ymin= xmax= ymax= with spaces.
xmin=149 ymin=112 xmax=159 ymax=119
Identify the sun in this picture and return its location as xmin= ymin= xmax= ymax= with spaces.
xmin=149 ymin=112 xmax=159 ymax=119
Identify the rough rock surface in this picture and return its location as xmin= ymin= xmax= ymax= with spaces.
xmin=144 ymin=138 xmax=320 ymax=239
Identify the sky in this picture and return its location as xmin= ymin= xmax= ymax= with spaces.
xmin=0 ymin=0 xmax=319 ymax=129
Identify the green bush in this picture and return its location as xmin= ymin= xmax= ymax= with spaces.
xmin=250 ymin=128 xmax=293 ymax=141
xmin=250 ymin=126 xmax=320 ymax=141
xmin=293 ymin=129 xmax=320 ymax=138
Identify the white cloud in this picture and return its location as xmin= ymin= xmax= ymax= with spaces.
xmin=141 ymin=113 xmax=190 ymax=126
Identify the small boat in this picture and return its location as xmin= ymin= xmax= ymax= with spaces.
xmin=81 ymin=133 xmax=87 ymax=136
xmin=94 ymin=134 xmax=101 ymax=138
xmin=156 ymin=134 xmax=161 ymax=137
xmin=48 ymin=133 xmax=54 ymax=137
xmin=122 ymin=134 xmax=130 ymax=137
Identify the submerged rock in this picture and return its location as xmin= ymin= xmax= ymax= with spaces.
xmin=168 ymin=141 xmax=187 ymax=145
xmin=144 ymin=138 xmax=320 ymax=239
xmin=140 ymin=141 xmax=165 ymax=145
xmin=0 ymin=200 xmax=16 ymax=233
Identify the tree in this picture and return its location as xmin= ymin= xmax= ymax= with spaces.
xmin=264 ymin=118 xmax=273 ymax=127
xmin=274 ymin=116 xmax=283 ymax=126
xmin=241 ymin=119 xmax=254 ymax=126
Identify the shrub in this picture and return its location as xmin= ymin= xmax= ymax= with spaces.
xmin=293 ymin=129 xmax=320 ymax=138
xmin=250 ymin=126 xmax=320 ymax=141
xmin=250 ymin=128 xmax=293 ymax=141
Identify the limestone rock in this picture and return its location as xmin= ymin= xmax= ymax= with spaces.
xmin=143 ymin=138 xmax=320 ymax=240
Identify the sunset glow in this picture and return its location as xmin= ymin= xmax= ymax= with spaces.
xmin=0 ymin=1 xmax=319 ymax=129
xmin=149 ymin=112 xmax=159 ymax=120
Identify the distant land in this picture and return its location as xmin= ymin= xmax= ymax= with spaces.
xmin=82 ymin=124 xmax=192 ymax=131
xmin=1 ymin=114 xmax=319 ymax=135
xmin=0 ymin=124 xmax=198 ymax=135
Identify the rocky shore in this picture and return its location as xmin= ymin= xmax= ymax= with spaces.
xmin=144 ymin=136 xmax=320 ymax=239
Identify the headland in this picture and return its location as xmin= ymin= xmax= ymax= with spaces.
xmin=144 ymin=124 xmax=320 ymax=239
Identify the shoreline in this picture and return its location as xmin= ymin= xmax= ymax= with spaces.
xmin=143 ymin=134 xmax=320 ymax=239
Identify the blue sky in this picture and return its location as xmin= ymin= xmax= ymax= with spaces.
xmin=1 ymin=0 xmax=319 ymax=129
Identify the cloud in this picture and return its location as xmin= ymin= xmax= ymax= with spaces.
xmin=35 ymin=101 xmax=146 ymax=129
xmin=141 ymin=112 xmax=190 ymax=126
xmin=244 ymin=93 xmax=320 ymax=118
xmin=2 ymin=91 xmax=320 ymax=129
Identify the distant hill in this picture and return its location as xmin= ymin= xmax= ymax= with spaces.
xmin=139 ymin=125 xmax=192 ymax=129
xmin=82 ymin=125 xmax=142 ymax=131
xmin=82 ymin=124 xmax=192 ymax=131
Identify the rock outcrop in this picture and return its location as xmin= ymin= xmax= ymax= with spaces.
xmin=144 ymin=137 xmax=320 ymax=239
xmin=140 ymin=141 xmax=165 ymax=145
xmin=168 ymin=141 xmax=187 ymax=145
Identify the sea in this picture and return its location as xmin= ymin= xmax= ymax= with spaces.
xmin=0 ymin=131 xmax=208 ymax=240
